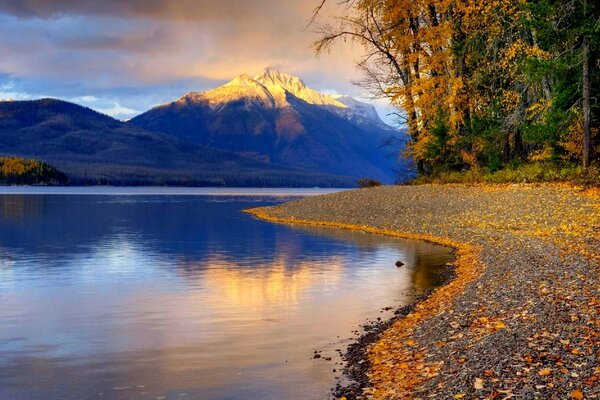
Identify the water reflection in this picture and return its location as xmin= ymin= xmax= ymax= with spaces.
xmin=0 ymin=193 xmax=453 ymax=400
xmin=179 ymin=255 xmax=345 ymax=307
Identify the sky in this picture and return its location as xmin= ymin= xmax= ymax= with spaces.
xmin=0 ymin=0 xmax=396 ymax=123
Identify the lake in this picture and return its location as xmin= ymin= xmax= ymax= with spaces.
xmin=0 ymin=188 xmax=454 ymax=400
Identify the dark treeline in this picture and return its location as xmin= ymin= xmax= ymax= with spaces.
xmin=317 ymin=0 xmax=599 ymax=180
xmin=66 ymin=171 xmax=353 ymax=188
xmin=0 ymin=158 xmax=354 ymax=187
xmin=48 ymin=162 xmax=356 ymax=187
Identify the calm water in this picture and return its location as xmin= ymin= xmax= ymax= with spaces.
xmin=0 ymin=188 xmax=454 ymax=400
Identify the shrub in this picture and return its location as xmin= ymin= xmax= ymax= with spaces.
xmin=357 ymin=178 xmax=383 ymax=188
xmin=410 ymin=162 xmax=599 ymax=186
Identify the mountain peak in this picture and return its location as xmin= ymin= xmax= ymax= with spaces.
xmin=227 ymin=73 xmax=256 ymax=85
xmin=255 ymin=67 xmax=307 ymax=91
xmin=183 ymin=72 xmax=278 ymax=109
xmin=251 ymin=67 xmax=345 ymax=109
xmin=178 ymin=68 xmax=394 ymax=120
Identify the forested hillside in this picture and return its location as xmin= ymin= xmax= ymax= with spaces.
xmin=317 ymin=0 xmax=599 ymax=182
xmin=0 ymin=99 xmax=357 ymax=187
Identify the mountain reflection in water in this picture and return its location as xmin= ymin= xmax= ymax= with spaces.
xmin=0 ymin=191 xmax=453 ymax=400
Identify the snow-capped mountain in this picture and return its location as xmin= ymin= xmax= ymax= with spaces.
xmin=131 ymin=68 xmax=405 ymax=183
xmin=178 ymin=67 xmax=387 ymax=124
xmin=185 ymin=67 xmax=348 ymax=111
xmin=185 ymin=73 xmax=282 ymax=109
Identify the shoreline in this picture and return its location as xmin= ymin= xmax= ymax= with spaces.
xmin=244 ymin=207 xmax=483 ymax=399
xmin=245 ymin=184 xmax=599 ymax=399
xmin=331 ymin=265 xmax=458 ymax=399
xmin=0 ymin=186 xmax=347 ymax=196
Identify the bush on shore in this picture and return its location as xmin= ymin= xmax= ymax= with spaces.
xmin=410 ymin=162 xmax=600 ymax=187
xmin=358 ymin=178 xmax=383 ymax=188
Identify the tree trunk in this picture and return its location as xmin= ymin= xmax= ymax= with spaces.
xmin=582 ymin=37 xmax=591 ymax=169
xmin=503 ymin=133 xmax=511 ymax=164
xmin=417 ymin=159 xmax=425 ymax=175
xmin=512 ymin=129 xmax=524 ymax=160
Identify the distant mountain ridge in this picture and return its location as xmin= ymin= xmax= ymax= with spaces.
xmin=132 ymin=67 xmax=404 ymax=183
xmin=0 ymin=98 xmax=355 ymax=187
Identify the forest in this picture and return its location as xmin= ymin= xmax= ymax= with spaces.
xmin=317 ymin=0 xmax=599 ymax=183
xmin=0 ymin=157 xmax=68 ymax=185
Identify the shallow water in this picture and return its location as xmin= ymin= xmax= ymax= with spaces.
xmin=0 ymin=188 xmax=454 ymax=400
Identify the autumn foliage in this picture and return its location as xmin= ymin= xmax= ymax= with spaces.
xmin=0 ymin=157 xmax=68 ymax=185
xmin=316 ymin=0 xmax=599 ymax=177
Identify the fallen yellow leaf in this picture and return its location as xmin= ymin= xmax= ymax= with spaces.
xmin=570 ymin=389 xmax=584 ymax=399
xmin=474 ymin=377 xmax=484 ymax=390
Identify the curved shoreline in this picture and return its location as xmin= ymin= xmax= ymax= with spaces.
xmin=332 ymin=267 xmax=457 ymax=400
xmin=246 ymin=185 xmax=599 ymax=399
xmin=244 ymin=208 xmax=484 ymax=399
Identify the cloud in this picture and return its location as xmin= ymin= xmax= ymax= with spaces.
xmin=0 ymin=1 xmax=360 ymax=83
xmin=0 ymin=1 xmax=397 ymax=124
xmin=94 ymin=102 xmax=139 ymax=119
xmin=0 ymin=0 xmax=317 ymax=21
xmin=71 ymin=95 xmax=99 ymax=103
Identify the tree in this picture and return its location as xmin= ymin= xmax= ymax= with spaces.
xmin=583 ymin=35 xmax=591 ymax=169
xmin=314 ymin=0 xmax=599 ymax=175
xmin=0 ymin=157 xmax=68 ymax=185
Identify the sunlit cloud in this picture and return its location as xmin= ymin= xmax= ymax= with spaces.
xmin=0 ymin=1 xmax=397 ymax=124
xmin=95 ymin=102 xmax=140 ymax=119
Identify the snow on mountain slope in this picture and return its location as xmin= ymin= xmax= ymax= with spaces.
xmin=182 ymin=73 xmax=280 ymax=110
xmin=254 ymin=67 xmax=347 ymax=109
xmin=331 ymin=95 xmax=390 ymax=128
xmin=175 ymin=68 xmax=390 ymax=123
xmin=334 ymin=95 xmax=380 ymax=121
